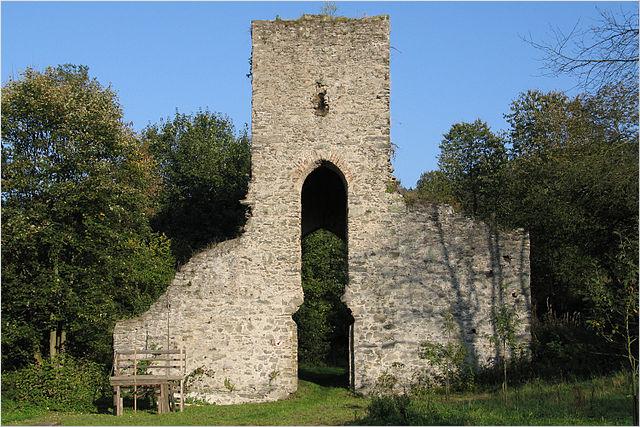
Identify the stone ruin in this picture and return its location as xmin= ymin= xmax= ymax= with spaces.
xmin=114 ymin=15 xmax=531 ymax=404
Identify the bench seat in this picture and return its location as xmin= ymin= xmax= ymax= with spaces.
xmin=109 ymin=375 xmax=184 ymax=386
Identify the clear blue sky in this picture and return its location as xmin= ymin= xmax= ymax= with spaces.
xmin=2 ymin=1 xmax=635 ymax=187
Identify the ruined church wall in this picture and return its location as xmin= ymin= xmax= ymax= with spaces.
xmin=113 ymin=15 xmax=396 ymax=404
xmin=113 ymin=235 xmax=300 ymax=404
xmin=346 ymin=198 xmax=531 ymax=392
xmin=113 ymin=15 xmax=531 ymax=404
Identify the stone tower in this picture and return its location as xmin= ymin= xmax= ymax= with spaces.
xmin=114 ymin=15 xmax=531 ymax=404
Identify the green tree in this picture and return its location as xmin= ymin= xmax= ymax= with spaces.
xmin=503 ymin=86 xmax=638 ymax=317
xmin=1 ymin=65 xmax=175 ymax=369
xmin=413 ymin=170 xmax=460 ymax=209
xmin=143 ymin=111 xmax=251 ymax=264
xmin=419 ymin=312 xmax=467 ymax=399
xmin=422 ymin=84 xmax=637 ymax=393
xmin=438 ymin=120 xmax=507 ymax=220
xmin=586 ymin=234 xmax=639 ymax=424
xmin=491 ymin=304 xmax=518 ymax=397
xmin=294 ymin=229 xmax=352 ymax=367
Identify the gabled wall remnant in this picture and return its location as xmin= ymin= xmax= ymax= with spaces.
xmin=113 ymin=15 xmax=531 ymax=404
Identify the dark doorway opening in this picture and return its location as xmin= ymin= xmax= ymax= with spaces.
xmin=295 ymin=162 xmax=354 ymax=388
xmin=301 ymin=163 xmax=347 ymax=240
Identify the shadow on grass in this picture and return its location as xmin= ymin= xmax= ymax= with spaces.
xmin=298 ymin=364 xmax=349 ymax=388
xmin=95 ymin=388 xmax=169 ymax=416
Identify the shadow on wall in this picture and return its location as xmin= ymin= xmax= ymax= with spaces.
xmin=432 ymin=205 xmax=532 ymax=368
xmin=433 ymin=207 xmax=481 ymax=368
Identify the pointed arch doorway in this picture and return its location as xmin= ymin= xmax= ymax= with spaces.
xmin=296 ymin=161 xmax=354 ymax=388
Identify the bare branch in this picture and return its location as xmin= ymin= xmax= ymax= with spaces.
xmin=523 ymin=8 xmax=639 ymax=91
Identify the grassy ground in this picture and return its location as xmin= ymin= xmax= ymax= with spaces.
xmin=1 ymin=399 xmax=49 ymax=425
xmin=2 ymin=369 xmax=633 ymax=425
xmin=4 ymin=371 xmax=368 ymax=426
xmin=362 ymin=373 xmax=634 ymax=425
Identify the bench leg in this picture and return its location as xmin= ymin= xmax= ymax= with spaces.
xmin=180 ymin=380 xmax=184 ymax=412
xmin=114 ymin=386 xmax=121 ymax=416
xmin=158 ymin=384 xmax=169 ymax=414
xmin=169 ymin=385 xmax=176 ymax=412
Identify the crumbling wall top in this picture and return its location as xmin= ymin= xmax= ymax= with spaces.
xmin=252 ymin=14 xmax=389 ymax=27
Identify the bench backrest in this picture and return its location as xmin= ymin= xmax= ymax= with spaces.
xmin=113 ymin=349 xmax=186 ymax=378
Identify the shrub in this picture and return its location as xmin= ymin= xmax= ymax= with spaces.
xmin=366 ymin=392 xmax=470 ymax=425
xmin=418 ymin=339 xmax=467 ymax=397
xmin=367 ymin=394 xmax=411 ymax=425
xmin=473 ymin=309 xmax=614 ymax=387
xmin=2 ymin=354 xmax=110 ymax=412
xmin=531 ymin=309 xmax=614 ymax=378
xmin=474 ymin=346 xmax=532 ymax=388
xmin=416 ymin=311 xmax=475 ymax=395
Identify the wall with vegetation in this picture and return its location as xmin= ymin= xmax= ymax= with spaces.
xmin=347 ymin=201 xmax=530 ymax=392
xmin=114 ymin=14 xmax=530 ymax=403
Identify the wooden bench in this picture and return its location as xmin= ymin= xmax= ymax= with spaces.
xmin=110 ymin=349 xmax=186 ymax=415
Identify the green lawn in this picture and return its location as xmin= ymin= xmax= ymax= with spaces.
xmin=2 ymin=370 xmax=633 ymax=425
xmin=1 ymin=399 xmax=49 ymax=425
xmin=4 ymin=378 xmax=367 ymax=426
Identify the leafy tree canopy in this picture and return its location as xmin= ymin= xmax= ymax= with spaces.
xmin=412 ymin=84 xmax=637 ymax=384
xmin=504 ymin=84 xmax=638 ymax=421
xmin=413 ymin=170 xmax=459 ymax=210
xmin=1 ymin=65 xmax=175 ymax=369
xmin=438 ymin=119 xmax=507 ymax=219
xmin=504 ymin=85 xmax=638 ymax=314
xmin=143 ymin=111 xmax=251 ymax=264
xmin=423 ymin=85 xmax=637 ymax=317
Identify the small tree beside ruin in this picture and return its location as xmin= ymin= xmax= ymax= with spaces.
xmin=419 ymin=312 xmax=468 ymax=399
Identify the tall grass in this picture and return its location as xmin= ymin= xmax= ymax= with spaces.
xmin=364 ymin=372 xmax=633 ymax=425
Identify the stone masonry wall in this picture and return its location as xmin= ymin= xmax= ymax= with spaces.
xmin=113 ymin=15 xmax=531 ymax=403
xmin=346 ymin=202 xmax=531 ymax=391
